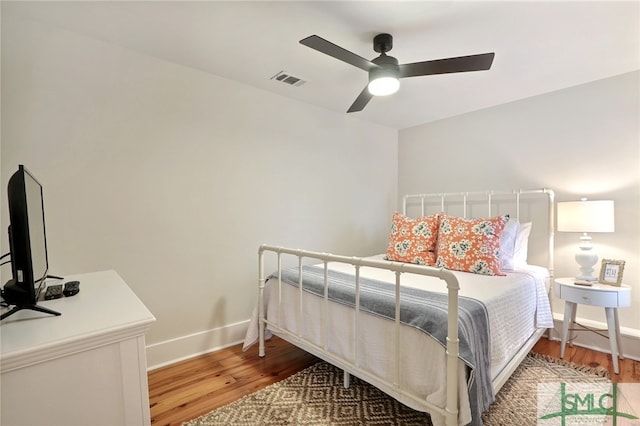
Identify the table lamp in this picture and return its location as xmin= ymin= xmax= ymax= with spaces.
xmin=557 ymin=199 xmax=615 ymax=281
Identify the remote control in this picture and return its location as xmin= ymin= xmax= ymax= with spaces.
xmin=63 ymin=281 xmax=80 ymax=297
xmin=45 ymin=284 xmax=63 ymax=300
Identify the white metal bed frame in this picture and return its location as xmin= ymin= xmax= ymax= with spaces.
xmin=257 ymin=188 xmax=555 ymax=426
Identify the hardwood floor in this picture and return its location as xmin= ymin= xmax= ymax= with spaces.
xmin=148 ymin=336 xmax=640 ymax=426
xmin=532 ymin=337 xmax=640 ymax=383
xmin=148 ymin=336 xmax=319 ymax=426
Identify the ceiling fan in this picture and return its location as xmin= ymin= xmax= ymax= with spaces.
xmin=300 ymin=33 xmax=495 ymax=113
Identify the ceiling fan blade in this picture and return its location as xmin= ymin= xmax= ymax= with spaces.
xmin=300 ymin=35 xmax=379 ymax=72
xmin=347 ymin=86 xmax=374 ymax=113
xmin=398 ymin=52 xmax=495 ymax=78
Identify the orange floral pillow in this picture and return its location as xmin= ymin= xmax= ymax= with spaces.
xmin=435 ymin=215 xmax=509 ymax=276
xmin=384 ymin=212 xmax=440 ymax=266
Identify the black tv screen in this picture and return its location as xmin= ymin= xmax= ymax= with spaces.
xmin=1 ymin=165 xmax=59 ymax=320
xmin=22 ymin=166 xmax=48 ymax=285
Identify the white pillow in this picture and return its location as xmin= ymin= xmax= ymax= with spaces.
xmin=499 ymin=218 xmax=520 ymax=271
xmin=513 ymin=222 xmax=532 ymax=268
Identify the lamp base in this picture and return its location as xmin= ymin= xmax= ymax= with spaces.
xmin=574 ymin=244 xmax=598 ymax=281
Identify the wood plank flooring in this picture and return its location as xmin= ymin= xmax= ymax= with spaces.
xmin=148 ymin=336 xmax=639 ymax=426
xmin=148 ymin=336 xmax=319 ymax=426
xmin=532 ymin=338 xmax=640 ymax=383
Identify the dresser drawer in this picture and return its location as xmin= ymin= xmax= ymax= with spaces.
xmin=559 ymin=285 xmax=619 ymax=307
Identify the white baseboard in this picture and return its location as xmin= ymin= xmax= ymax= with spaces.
xmin=146 ymin=320 xmax=250 ymax=371
xmin=549 ymin=313 xmax=640 ymax=362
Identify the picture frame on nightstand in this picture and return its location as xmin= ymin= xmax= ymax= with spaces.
xmin=598 ymin=259 xmax=625 ymax=286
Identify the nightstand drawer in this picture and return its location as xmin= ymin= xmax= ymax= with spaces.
xmin=559 ymin=285 xmax=619 ymax=307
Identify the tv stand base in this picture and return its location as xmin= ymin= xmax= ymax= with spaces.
xmin=0 ymin=304 xmax=61 ymax=321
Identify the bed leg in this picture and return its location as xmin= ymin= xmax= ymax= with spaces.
xmin=258 ymin=251 xmax=266 ymax=358
xmin=258 ymin=297 xmax=266 ymax=357
xmin=258 ymin=321 xmax=265 ymax=358
xmin=343 ymin=370 xmax=351 ymax=388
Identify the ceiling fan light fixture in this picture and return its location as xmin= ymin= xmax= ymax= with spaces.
xmin=368 ymin=69 xmax=400 ymax=96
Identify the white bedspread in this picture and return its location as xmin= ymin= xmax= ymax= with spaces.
xmin=243 ymin=256 xmax=552 ymax=426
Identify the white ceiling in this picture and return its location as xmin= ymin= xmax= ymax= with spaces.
xmin=4 ymin=1 xmax=639 ymax=129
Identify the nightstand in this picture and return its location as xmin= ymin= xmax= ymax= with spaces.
xmin=555 ymin=277 xmax=631 ymax=374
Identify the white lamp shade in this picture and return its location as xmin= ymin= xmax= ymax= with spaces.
xmin=368 ymin=77 xmax=400 ymax=96
xmin=557 ymin=200 xmax=614 ymax=233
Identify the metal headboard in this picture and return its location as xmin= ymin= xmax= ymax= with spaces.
xmin=402 ymin=188 xmax=555 ymax=278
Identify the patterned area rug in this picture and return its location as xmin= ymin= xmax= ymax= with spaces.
xmin=183 ymin=353 xmax=610 ymax=426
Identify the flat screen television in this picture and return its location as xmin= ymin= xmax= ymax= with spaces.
xmin=1 ymin=165 xmax=61 ymax=320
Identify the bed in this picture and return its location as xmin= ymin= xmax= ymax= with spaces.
xmin=243 ymin=189 xmax=555 ymax=426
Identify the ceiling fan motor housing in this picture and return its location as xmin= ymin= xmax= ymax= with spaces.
xmin=370 ymin=54 xmax=399 ymax=81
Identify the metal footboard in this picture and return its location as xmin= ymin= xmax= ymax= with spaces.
xmin=257 ymin=245 xmax=461 ymax=426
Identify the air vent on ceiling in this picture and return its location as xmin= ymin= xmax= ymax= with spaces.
xmin=271 ymin=71 xmax=307 ymax=87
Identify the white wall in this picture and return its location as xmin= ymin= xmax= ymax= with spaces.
xmin=399 ymin=72 xmax=640 ymax=344
xmin=0 ymin=13 xmax=398 ymax=366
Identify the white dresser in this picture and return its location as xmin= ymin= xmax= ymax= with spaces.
xmin=1 ymin=270 xmax=156 ymax=426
